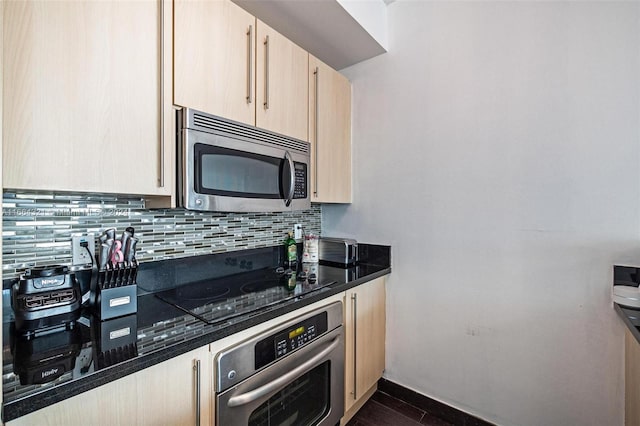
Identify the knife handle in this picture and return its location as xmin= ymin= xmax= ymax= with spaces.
xmin=126 ymin=238 xmax=138 ymax=263
xmin=121 ymin=231 xmax=132 ymax=260
xmin=99 ymin=243 xmax=111 ymax=271
xmin=104 ymin=228 xmax=116 ymax=241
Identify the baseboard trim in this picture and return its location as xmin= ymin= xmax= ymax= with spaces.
xmin=378 ymin=378 xmax=495 ymax=426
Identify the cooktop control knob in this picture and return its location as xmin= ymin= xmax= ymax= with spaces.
xmin=308 ymin=273 xmax=317 ymax=284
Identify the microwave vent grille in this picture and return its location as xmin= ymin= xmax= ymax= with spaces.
xmin=192 ymin=112 xmax=309 ymax=154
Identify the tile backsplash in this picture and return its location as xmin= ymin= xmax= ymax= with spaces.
xmin=2 ymin=191 xmax=321 ymax=280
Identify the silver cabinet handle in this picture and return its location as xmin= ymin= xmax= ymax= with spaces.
xmin=193 ymin=359 xmax=201 ymax=426
xmin=313 ymin=66 xmax=319 ymax=197
xmin=351 ymin=293 xmax=357 ymax=400
xmin=263 ymin=35 xmax=269 ymax=110
xmin=246 ymin=25 xmax=253 ymax=104
xmin=158 ymin=0 xmax=165 ymax=187
xmin=227 ymin=337 xmax=341 ymax=407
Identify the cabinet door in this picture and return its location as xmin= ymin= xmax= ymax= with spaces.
xmin=134 ymin=346 xmax=212 ymax=426
xmin=7 ymin=346 xmax=212 ymax=426
xmin=174 ymin=0 xmax=255 ymax=126
xmin=3 ymin=0 xmax=171 ymax=196
xmin=344 ymin=277 xmax=386 ymax=414
xmin=309 ymin=55 xmax=352 ymax=203
xmin=256 ymin=20 xmax=308 ymax=142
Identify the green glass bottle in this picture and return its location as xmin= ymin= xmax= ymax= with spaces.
xmin=285 ymin=232 xmax=297 ymax=269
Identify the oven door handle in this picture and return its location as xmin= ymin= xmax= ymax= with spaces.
xmin=227 ymin=336 xmax=341 ymax=408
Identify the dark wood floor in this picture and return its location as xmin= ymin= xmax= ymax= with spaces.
xmin=347 ymin=391 xmax=453 ymax=426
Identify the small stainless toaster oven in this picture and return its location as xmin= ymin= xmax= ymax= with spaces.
xmin=318 ymin=237 xmax=358 ymax=266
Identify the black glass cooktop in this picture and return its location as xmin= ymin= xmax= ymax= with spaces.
xmin=154 ymin=266 xmax=336 ymax=325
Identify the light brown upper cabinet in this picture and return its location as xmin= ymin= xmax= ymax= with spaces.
xmin=3 ymin=0 xmax=173 ymax=199
xmin=174 ymin=2 xmax=308 ymax=142
xmin=255 ymin=20 xmax=309 ymax=142
xmin=309 ymin=55 xmax=352 ymax=203
xmin=174 ymin=0 xmax=256 ymax=126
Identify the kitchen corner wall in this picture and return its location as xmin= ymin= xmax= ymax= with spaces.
xmin=2 ymin=191 xmax=321 ymax=280
xmin=324 ymin=2 xmax=640 ymax=426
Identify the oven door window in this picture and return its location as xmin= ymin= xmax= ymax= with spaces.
xmin=194 ymin=143 xmax=284 ymax=199
xmin=248 ymin=361 xmax=330 ymax=426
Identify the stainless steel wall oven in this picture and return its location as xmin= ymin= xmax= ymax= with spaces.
xmin=215 ymin=302 xmax=344 ymax=426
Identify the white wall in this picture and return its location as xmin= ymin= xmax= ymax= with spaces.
xmin=337 ymin=0 xmax=389 ymax=51
xmin=323 ymin=1 xmax=640 ymax=425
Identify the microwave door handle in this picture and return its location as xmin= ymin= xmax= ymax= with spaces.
xmin=282 ymin=151 xmax=295 ymax=207
xmin=226 ymin=337 xmax=341 ymax=408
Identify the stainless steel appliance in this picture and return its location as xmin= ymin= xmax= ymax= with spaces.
xmin=319 ymin=237 xmax=358 ymax=267
xmin=177 ymin=108 xmax=311 ymax=212
xmin=215 ymin=301 xmax=344 ymax=426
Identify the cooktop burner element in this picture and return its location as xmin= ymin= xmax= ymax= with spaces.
xmin=240 ymin=280 xmax=280 ymax=294
xmin=170 ymin=282 xmax=231 ymax=301
xmin=154 ymin=267 xmax=335 ymax=325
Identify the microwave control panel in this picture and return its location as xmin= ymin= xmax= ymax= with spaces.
xmin=254 ymin=311 xmax=328 ymax=370
xmin=293 ymin=162 xmax=308 ymax=199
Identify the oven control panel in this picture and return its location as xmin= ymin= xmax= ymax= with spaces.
xmin=254 ymin=311 xmax=328 ymax=370
xmin=215 ymin=301 xmax=343 ymax=393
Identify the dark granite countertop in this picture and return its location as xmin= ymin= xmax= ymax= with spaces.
xmin=2 ymin=243 xmax=391 ymax=422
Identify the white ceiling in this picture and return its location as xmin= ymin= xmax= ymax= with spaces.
xmin=233 ymin=0 xmax=389 ymax=70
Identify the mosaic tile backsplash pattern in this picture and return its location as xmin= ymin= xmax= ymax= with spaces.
xmin=2 ymin=191 xmax=321 ymax=280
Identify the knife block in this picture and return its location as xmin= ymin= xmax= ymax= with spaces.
xmin=90 ymin=262 xmax=138 ymax=320
xmin=91 ymin=314 xmax=138 ymax=369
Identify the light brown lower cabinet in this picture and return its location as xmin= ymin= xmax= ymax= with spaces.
xmin=342 ymin=277 xmax=386 ymax=424
xmin=4 ymin=285 xmax=386 ymax=426
xmin=6 ymin=346 xmax=212 ymax=426
xmin=626 ymin=328 xmax=640 ymax=426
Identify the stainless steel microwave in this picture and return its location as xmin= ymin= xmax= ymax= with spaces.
xmin=177 ymin=108 xmax=310 ymax=212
